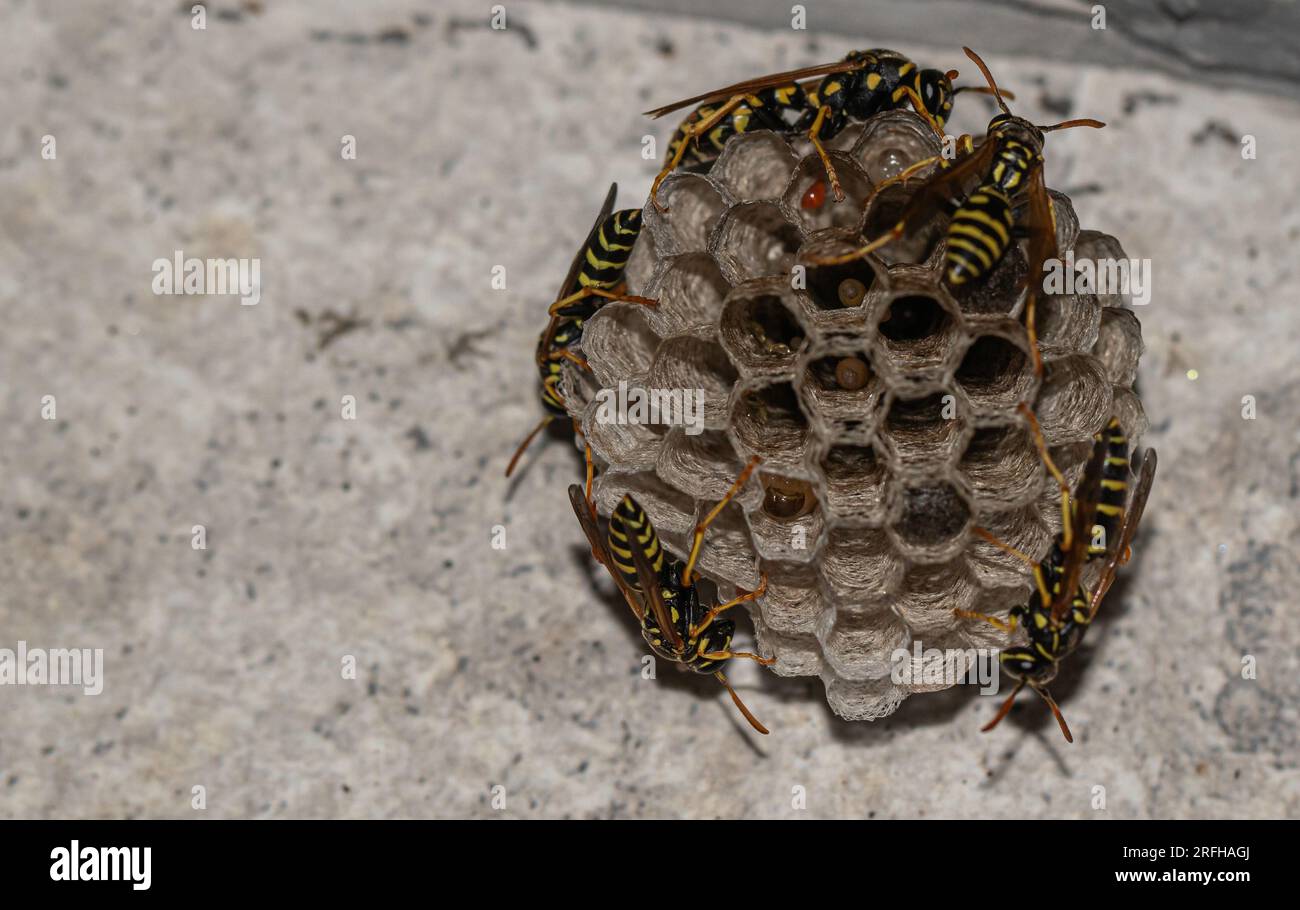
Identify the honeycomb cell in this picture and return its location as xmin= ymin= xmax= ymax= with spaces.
xmin=594 ymin=469 xmax=698 ymax=543
xmin=888 ymin=480 xmax=972 ymax=564
xmin=877 ymin=391 xmax=968 ymax=471
xmin=819 ymin=526 xmax=903 ymax=604
xmin=951 ymin=584 xmax=1023 ymax=651
xmin=689 ymin=494 xmax=761 ymax=591
xmin=718 ymin=284 xmax=808 ymax=378
xmin=824 ymin=676 xmax=907 ymax=721
xmin=650 ymin=253 xmax=731 ymax=336
xmin=874 ymin=282 xmax=964 ymax=380
xmin=1109 ymin=385 xmax=1149 ymax=444
xmin=753 ymin=560 xmax=823 ymax=636
xmin=623 ymin=225 xmax=658 ymax=297
xmin=820 ymin=609 xmax=910 ymax=681
xmin=800 ymin=245 xmax=886 ymax=313
xmin=715 ymin=201 xmax=803 ymax=282
xmin=729 ymin=380 xmax=809 ymax=469
xmin=579 ymin=303 xmax=661 ymax=388
xmin=797 ymin=348 xmax=885 ymax=437
xmin=1036 ymin=291 xmax=1101 ymax=359
xmin=954 ymin=326 xmax=1036 ymax=418
xmin=1035 ymin=354 xmax=1113 ymax=444
xmin=895 ymin=562 xmax=979 ymax=636
xmin=820 ymin=443 xmax=888 ymax=526
xmin=851 ymin=109 xmax=942 ymax=184
xmin=655 ymin=429 xmax=741 ymax=502
xmin=958 ymin=423 xmax=1043 ymax=513
xmin=582 ymin=389 xmax=667 ymax=474
xmin=747 ymin=477 xmax=825 ymax=564
xmin=964 ymin=505 xmax=1052 ymax=591
xmin=712 ymin=130 xmax=798 ymax=201
xmin=647 ymin=334 xmax=739 ymax=430
xmin=1093 ymin=306 xmax=1145 ymax=387
xmin=784 ymin=151 xmax=872 ymax=234
xmin=647 ymin=173 xmax=725 ymax=254
xmin=1072 ymin=230 xmax=1135 ymax=308
xmin=948 ymin=242 xmax=1028 ymax=318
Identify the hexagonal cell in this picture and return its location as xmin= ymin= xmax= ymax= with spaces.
xmin=877 ymin=392 xmax=967 ymax=470
xmin=754 ymin=560 xmax=823 ymax=637
xmin=850 ymin=109 xmax=942 ymax=184
xmin=718 ymin=284 xmax=807 ymax=377
xmin=964 ymin=504 xmax=1052 ymax=591
xmin=1072 ymin=229 xmax=1135 ymax=308
xmin=714 ymin=201 xmax=803 ymax=282
xmin=894 ymin=561 xmax=978 ymax=636
xmin=819 ymin=608 xmax=910 ymax=681
xmin=712 ymin=130 xmax=798 ymax=201
xmin=1109 ymin=385 xmax=1149 ymax=446
xmin=752 ymin=624 xmax=824 ymax=677
xmin=819 ymin=526 xmax=903 ymax=604
xmin=623 ymin=223 xmax=658 ymax=296
xmin=798 ymin=349 xmax=884 ymax=434
xmin=593 ymin=469 xmax=698 ymax=544
xmin=1035 ymin=354 xmax=1113 ymax=444
xmin=861 ymin=183 xmax=946 ymax=266
xmin=648 ymin=253 xmax=731 ymax=336
xmin=898 ymin=630 xmax=985 ymax=694
xmin=1092 ymin=306 xmax=1144 ymax=387
xmin=784 ymin=151 xmax=872 ymax=234
xmin=820 ymin=443 xmax=888 ymax=525
xmin=958 ymin=423 xmax=1043 ymax=513
xmin=1035 ymin=189 xmax=1079 ymax=256
xmin=954 ymin=328 xmax=1035 ymax=417
xmin=579 ymin=303 xmax=661 ymax=388
xmin=1035 ymin=291 xmax=1101 ymax=358
xmin=800 ymin=243 xmax=885 ymax=313
xmin=824 ymin=676 xmax=907 ymax=721
xmin=689 ymin=494 xmax=761 ymax=591
xmin=874 ymin=285 xmax=963 ymax=375
xmin=581 ymin=391 xmax=668 ymax=474
xmin=655 ymin=429 xmax=742 ymax=503
xmin=729 ymin=380 xmax=810 ymax=468
xmin=646 ymin=334 xmax=739 ymax=431
xmin=888 ymin=480 xmax=973 ymax=563
xmin=748 ymin=480 xmax=825 ymax=564
xmin=648 ymin=173 xmax=725 ymax=254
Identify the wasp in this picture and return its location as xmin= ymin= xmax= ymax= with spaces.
xmin=955 ymin=404 xmax=1157 ymax=742
xmin=568 ymin=457 xmax=774 ymax=734
xmin=645 ymin=49 xmax=1006 ymax=210
xmin=505 ymin=183 xmax=656 ymax=481
xmin=814 ymin=47 xmax=1105 ymax=376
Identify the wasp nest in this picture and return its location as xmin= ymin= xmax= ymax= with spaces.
xmin=564 ymin=111 xmax=1146 ymax=721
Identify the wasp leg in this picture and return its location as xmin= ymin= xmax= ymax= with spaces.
xmin=690 ymin=574 xmax=768 ymax=639
xmin=651 ymin=94 xmax=757 ymax=212
xmin=701 ymin=648 xmax=775 ymax=666
xmin=804 ymin=104 xmax=845 ymax=203
xmin=547 ymin=286 xmax=656 ymax=317
xmin=953 ymin=608 xmax=1019 ymax=634
xmin=714 ymin=670 xmax=769 ymax=735
xmin=579 ymin=424 xmax=596 ymax=513
xmin=981 ymin=679 xmax=1026 ymax=733
xmin=505 ymin=414 xmax=554 ymax=478
xmin=681 ymin=456 xmax=761 ymax=586
xmin=1016 ymin=402 xmax=1073 ymax=550
xmin=896 ymin=84 xmax=944 ymax=138
xmin=971 ymin=525 xmax=1053 ymax=609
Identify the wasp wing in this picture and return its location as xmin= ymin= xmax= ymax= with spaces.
xmin=882 ymin=139 xmax=997 ymax=240
xmin=1050 ymin=431 xmax=1107 ymax=623
xmin=643 ymin=59 xmax=870 ymax=119
xmin=1087 ymin=448 xmax=1157 ymax=620
xmin=537 ymin=184 xmax=618 ymax=364
xmin=625 ymin=510 xmax=685 ymax=653
xmin=567 ymin=484 xmax=645 ymax=626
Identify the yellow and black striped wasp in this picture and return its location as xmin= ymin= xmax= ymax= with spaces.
xmin=567 ymin=457 xmax=774 ymax=734
xmin=814 ymin=47 xmax=1105 ymax=376
xmin=506 ymin=183 xmax=656 ymax=480
xmin=955 ymin=405 xmax=1157 ymax=742
xmin=645 ymin=49 xmax=1006 ymax=210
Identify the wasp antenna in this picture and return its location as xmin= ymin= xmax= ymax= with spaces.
xmin=1036 ymin=686 xmax=1074 ymax=743
xmin=981 ymin=679 xmax=1025 ymax=733
xmin=1040 ymin=118 xmax=1106 ymax=132
xmin=961 ymin=46 xmax=1010 ymax=114
xmin=715 ymin=670 xmax=770 ymax=735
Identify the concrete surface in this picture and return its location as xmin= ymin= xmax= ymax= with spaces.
xmin=0 ymin=0 xmax=1296 ymax=818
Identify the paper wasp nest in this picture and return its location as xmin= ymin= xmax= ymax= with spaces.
xmin=565 ymin=111 xmax=1147 ymax=721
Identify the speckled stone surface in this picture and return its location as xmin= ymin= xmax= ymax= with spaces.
xmin=0 ymin=0 xmax=1296 ymax=819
